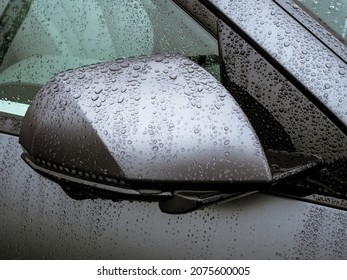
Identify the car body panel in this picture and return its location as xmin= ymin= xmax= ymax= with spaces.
xmin=1 ymin=133 xmax=347 ymax=259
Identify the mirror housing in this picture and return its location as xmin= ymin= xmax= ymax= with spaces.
xmin=20 ymin=54 xmax=274 ymax=194
xmin=19 ymin=54 xmax=321 ymax=213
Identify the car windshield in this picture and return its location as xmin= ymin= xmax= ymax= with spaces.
xmin=294 ymin=0 xmax=347 ymax=42
xmin=0 ymin=0 xmax=219 ymax=117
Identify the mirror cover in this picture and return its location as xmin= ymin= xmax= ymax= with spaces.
xmin=19 ymin=54 xmax=272 ymax=187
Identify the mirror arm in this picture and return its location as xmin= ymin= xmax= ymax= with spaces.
xmin=159 ymin=190 xmax=258 ymax=214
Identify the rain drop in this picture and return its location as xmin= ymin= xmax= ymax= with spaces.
xmin=91 ymin=95 xmax=99 ymax=101
xmin=73 ymin=93 xmax=81 ymax=99
xmin=109 ymin=65 xmax=122 ymax=72
xmin=169 ymin=73 xmax=177 ymax=80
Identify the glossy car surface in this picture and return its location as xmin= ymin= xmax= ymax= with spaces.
xmin=0 ymin=0 xmax=347 ymax=259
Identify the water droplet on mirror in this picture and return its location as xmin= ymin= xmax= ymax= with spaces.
xmin=109 ymin=65 xmax=122 ymax=72
xmin=73 ymin=93 xmax=81 ymax=99
xmin=169 ymin=73 xmax=177 ymax=80
xmin=121 ymin=62 xmax=130 ymax=68
xmin=183 ymin=60 xmax=193 ymax=66
xmin=91 ymin=95 xmax=99 ymax=101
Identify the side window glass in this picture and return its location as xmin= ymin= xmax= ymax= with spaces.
xmin=0 ymin=0 xmax=218 ymax=117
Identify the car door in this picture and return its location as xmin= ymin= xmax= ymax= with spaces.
xmin=0 ymin=0 xmax=346 ymax=259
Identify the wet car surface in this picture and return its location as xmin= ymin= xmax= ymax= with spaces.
xmin=1 ymin=0 xmax=347 ymax=259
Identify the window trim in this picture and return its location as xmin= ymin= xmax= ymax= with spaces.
xmin=199 ymin=0 xmax=347 ymax=137
xmin=274 ymin=0 xmax=347 ymax=64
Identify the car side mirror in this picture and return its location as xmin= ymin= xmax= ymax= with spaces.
xmin=19 ymin=54 xmax=320 ymax=213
